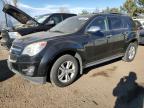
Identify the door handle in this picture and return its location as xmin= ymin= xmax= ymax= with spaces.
xmin=106 ymin=35 xmax=112 ymax=38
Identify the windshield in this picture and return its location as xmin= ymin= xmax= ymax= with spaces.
xmin=50 ymin=16 xmax=89 ymax=34
xmin=35 ymin=14 xmax=50 ymax=23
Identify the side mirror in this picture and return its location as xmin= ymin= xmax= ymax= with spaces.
xmin=87 ymin=26 xmax=101 ymax=33
xmin=47 ymin=20 xmax=55 ymax=25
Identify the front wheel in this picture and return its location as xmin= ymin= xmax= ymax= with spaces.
xmin=50 ymin=54 xmax=79 ymax=87
xmin=122 ymin=42 xmax=138 ymax=62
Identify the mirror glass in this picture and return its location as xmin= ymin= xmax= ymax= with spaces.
xmin=87 ymin=26 xmax=101 ymax=33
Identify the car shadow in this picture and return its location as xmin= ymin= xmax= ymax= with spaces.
xmin=0 ymin=59 xmax=15 ymax=82
xmin=113 ymin=72 xmax=144 ymax=108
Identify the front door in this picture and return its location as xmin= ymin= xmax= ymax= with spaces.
xmin=86 ymin=16 xmax=109 ymax=62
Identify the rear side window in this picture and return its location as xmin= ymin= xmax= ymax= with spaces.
xmin=63 ymin=14 xmax=76 ymax=20
xmin=121 ymin=16 xmax=129 ymax=29
xmin=108 ymin=16 xmax=123 ymax=30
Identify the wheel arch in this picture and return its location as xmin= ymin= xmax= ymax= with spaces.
xmin=125 ymin=38 xmax=138 ymax=51
xmin=45 ymin=49 xmax=83 ymax=82
xmin=129 ymin=38 xmax=138 ymax=44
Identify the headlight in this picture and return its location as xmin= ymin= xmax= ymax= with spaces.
xmin=22 ymin=41 xmax=47 ymax=56
xmin=8 ymin=32 xmax=21 ymax=39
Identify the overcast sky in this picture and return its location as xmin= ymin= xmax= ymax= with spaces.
xmin=1 ymin=0 xmax=125 ymax=16
xmin=0 ymin=0 xmax=126 ymax=28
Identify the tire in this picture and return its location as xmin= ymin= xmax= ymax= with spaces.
xmin=122 ymin=42 xmax=138 ymax=62
xmin=50 ymin=54 xmax=79 ymax=87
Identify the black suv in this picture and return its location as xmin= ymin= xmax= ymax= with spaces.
xmin=0 ymin=4 xmax=76 ymax=48
xmin=8 ymin=13 xmax=139 ymax=87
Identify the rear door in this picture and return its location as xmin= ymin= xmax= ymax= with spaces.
xmin=107 ymin=15 xmax=125 ymax=56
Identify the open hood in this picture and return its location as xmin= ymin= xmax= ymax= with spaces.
xmin=3 ymin=4 xmax=39 ymax=25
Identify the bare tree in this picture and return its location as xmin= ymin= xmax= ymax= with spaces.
xmin=80 ymin=10 xmax=89 ymax=15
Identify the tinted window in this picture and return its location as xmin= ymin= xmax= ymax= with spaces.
xmin=122 ymin=17 xmax=129 ymax=29
xmin=108 ymin=16 xmax=123 ymax=30
xmin=87 ymin=16 xmax=107 ymax=31
xmin=123 ymin=16 xmax=138 ymax=29
xmin=63 ymin=14 xmax=76 ymax=20
xmin=49 ymin=14 xmax=62 ymax=24
xmin=124 ymin=17 xmax=136 ymax=29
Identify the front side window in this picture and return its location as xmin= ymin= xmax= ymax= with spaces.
xmin=49 ymin=14 xmax=62 ymax=25
xmin=35 ymin=14 xmax=50 ymax=23
xmin=87 ymin=16 xmax=107 ymax=31
xmin=108 ymin=16 xmax=123 ymax=30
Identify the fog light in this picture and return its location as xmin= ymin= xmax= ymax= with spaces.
xmin=22 ymin=66 xmax=35 ymax=76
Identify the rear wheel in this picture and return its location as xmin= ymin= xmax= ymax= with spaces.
xmin=122 ymin=42 xmax=138 ymax=62
xmin=50 ymin=54 xmax=79 ymax=87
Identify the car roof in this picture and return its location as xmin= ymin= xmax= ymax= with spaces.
xmin=77 ymin=13 xmax=128 ymax=19
xmin=35 ymin=13 xmax=77 ymax=17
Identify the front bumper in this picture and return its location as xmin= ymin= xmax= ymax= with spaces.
xmin=7 ymin=58 xmax=47 ymax=84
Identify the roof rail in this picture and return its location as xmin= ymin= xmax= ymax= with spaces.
xmin=110 ymin=12 xmax=123 ymax=15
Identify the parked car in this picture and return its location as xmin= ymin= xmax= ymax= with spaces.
xmin=133 ymin=18 xmax=144 ymax=28
xmin=134 ymin=19 xmax=144 ymax=44
xmin=8 ymin=13 xmax=139 ymax=87
xmin=0 ymin=4 xmax=76 ymax=49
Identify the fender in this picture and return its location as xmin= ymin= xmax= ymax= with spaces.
xmin=38 ymin=41 xmax=85 ymax=76
xmin=124 ymin=31 xmax=138 ymax=50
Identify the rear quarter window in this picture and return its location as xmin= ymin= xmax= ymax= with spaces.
xmin=122 ymin=16 xmax=136 ymax=29
xmin=123 ymin=16 xmax=136 ymax=29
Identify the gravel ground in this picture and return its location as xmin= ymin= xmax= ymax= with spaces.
xmin=0 ymin=45 xmax=144 ymax=108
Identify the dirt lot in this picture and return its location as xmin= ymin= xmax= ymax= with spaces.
xmin=0 ymin=45 xmax=144 ymax=108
